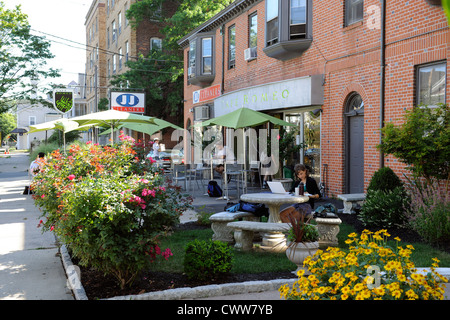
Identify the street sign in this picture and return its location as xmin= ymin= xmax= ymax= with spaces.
xmin=53 ymin=89 xmax=74 ymax=114
xmin=110 ymin=91 xmax=146 ymax=113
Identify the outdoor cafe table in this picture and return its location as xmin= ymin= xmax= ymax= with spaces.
xmin=239 ymin=192 xmax=309 ymax=250
xmin=240 ymin=192 xmax=309 ymax=223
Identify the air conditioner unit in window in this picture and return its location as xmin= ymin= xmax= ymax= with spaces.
xmin=244 ymin=47 xmax=257 ymax=61
xmin=194 ymin=105 xmax=210 ymax=121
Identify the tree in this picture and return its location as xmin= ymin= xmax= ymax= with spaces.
xmin=112 ymin=0 xmax=233 ymax=122
xmin=378 ymin=103 xmax=449 ymax=184
xmin=0 ymin=112 xmax=16 ymax=143
xmin=0 ymin=2 xmax=60 ymax=113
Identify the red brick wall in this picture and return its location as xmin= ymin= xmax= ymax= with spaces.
xmin=183 ymin=0 xmax=449 ymax=196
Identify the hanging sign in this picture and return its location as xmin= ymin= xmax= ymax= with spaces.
xmin=110 ymin=91 xmax=146 ymax=113
xmin=53 ymin=89 xmax=74 ymax=114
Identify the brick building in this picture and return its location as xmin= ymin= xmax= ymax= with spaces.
xmin=84 ymin=0 xmax=179 ymax=145
xmin=179 ymin=0 xmax=448 ymax=197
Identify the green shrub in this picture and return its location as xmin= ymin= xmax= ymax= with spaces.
xmin=367 ymin=167 xmax=403 ymax=192
xmin=359 ymin=187 xmax=410 ymax=228
xmin=360 ymin=167 xmax=410 ymax=228
xmin=184 ymin=239 xmax=233 ymax=281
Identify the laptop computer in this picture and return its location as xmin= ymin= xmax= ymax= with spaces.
xmin=267 ymin=181 xmax=289 ymax=194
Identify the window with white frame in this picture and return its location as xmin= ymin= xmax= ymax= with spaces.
xmin=29 ymin=116 xmax=36 ymax=126
xmin=249 ymin=12 xmax=258 ymax=49
xmin=112 ymin=20 xmax=116 ymax=42
xmin=118 ymin=11 xmax=122 ymax=34
xmin=202 ymin=37 xmax=212 ymax=74
xmin=119 ymin=48 xmax=123 ymax=69
xmin=150 ymin=37 xmax=162 ymax=51
xmin=417 ymin=61 xmax=446 ymax=107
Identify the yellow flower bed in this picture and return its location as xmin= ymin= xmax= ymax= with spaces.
xmin=279 ymin=229 xmax=448 ymax=300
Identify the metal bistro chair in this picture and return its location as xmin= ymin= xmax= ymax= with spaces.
xmin=190 ymin=163 xmax=207 ymax=190
xmin=249 ymin=160 xmax=262 ymax=188
xmin=172 ymin=164 xmax=187 ymax=190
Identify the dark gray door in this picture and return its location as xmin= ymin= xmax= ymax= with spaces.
xmin=348 ymin=115 xmax=364 ymax=193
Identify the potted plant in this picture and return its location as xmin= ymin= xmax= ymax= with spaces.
xmin=285 ymin=212 xmax=319 ymax=274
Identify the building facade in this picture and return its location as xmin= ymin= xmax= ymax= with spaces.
xmin=84 ymin=0 xmax=179 ymax=144
xmin=179 ymin=0 xmax=448 ymax=197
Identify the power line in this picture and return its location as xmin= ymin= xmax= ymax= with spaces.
xmin=31 ymin=28 xmax=184 ymax=64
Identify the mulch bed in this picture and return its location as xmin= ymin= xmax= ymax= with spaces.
xmin=74 ymin=214 xmax=449 ymax=300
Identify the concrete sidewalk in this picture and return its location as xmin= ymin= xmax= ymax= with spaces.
xmin=0 ymin=152 xmax=73 ymax=300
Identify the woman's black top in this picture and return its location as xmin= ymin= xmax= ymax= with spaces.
xmin=290 ymin=177 xmax=320 ymax=208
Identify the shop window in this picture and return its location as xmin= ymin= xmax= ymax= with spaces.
xmin=345 ymin=0 xmax=364 ymax=26
xmin=416 ymin=61 xmax=446 ymax=107
xmin=263 ymin=0 xmax=312 ymax=61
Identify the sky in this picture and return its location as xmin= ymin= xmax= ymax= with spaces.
xmin=4 ymin=0 xmax=92 ymax=86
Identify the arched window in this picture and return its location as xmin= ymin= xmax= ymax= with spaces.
xmin=345 ymin=92 xmax=364 ymax=115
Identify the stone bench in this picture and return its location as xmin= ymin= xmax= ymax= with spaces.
xmin=227 ymin=221 xmax=291 ymax=252
xmin=210 ymin=211 xmax=259 ymax=244
xmin=337 ymin=193 xmax=366 ymax=214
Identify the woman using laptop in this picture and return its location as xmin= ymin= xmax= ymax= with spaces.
xmin=280 ymin=164 xmax=320 ymax=222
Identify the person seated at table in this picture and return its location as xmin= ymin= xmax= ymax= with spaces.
xmin=213 ymin=144 xmax=234 ymax=173
xmin=279 ymin=164 xmax=320 ymax=223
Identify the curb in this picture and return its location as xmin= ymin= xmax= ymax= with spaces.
xmin=59 ymin=242 xmax=295 ymax=301
xmin=60 ymin=242 xmax=450 ymax=300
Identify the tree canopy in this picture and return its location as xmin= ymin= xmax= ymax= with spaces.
xmin=0 ymin=2 xmax=60 ymax=113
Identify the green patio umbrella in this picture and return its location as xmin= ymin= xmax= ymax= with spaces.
xmin=194 ymin=107 xmax=295 ymax=199
xmin=99 ymin=118 xmax=182 ymax=137
xmin=70 ymin=110 xmax=156 ymax=143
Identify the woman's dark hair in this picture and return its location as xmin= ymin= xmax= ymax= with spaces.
xmin=294 ymin=164 xmax=309 ymax=179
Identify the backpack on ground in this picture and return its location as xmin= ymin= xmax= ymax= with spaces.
xmin=207 ymin=180 xmax=222 ymax=197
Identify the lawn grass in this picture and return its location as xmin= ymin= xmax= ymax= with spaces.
xmin=152 ymin=222 xmax=450 ymax=275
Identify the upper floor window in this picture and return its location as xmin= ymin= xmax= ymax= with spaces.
xmin=229 ymin=25 xmax=236 ymax=69
xmin=112 ymin=20 xmax=117 ymax=43
xmin=118 ymin=12 xmax=122 ymax=34
xmin=187 ymin=32 xmax=215 ymax=86
xmin=151 ymin=37 xmax=162 ymax=51
xmin=417 ymin=61 xmax=446 ymax=107
xmin=29 ymin=116 xmax=36 ymax=126
xmin=266 ymin=0 xmax=278 ymax=46
xmin=290 ymin=0 xmax=306 ymax=39
xmin=188 ymin=41 xmax=196 ymax=78
xmin=263 ymin=0 xmax=312 ymax=61
xmin=249 ymin=12 xmax=258 ymax=49
xmin=345 ymin=0 xmax=364 ymax=26
xmin=202 ymin=37 xmax=212 ymax=74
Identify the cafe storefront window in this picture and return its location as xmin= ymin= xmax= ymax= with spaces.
xmin=285 ymin=109 xmax=321 ymax=183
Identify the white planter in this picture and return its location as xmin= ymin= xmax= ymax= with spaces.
xmin=285 ymin=241 xmax=319 ymax=274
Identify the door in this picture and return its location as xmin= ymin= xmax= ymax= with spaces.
xmin=348 ymin=115 xmax=364 ymax=193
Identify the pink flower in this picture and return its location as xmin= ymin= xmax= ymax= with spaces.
xmin=68 ymin=174 xmax=76 ymax=181
xmin=41 ymin=194 xmax=45 ymax=199
xmin=50 ymin=226 xmax=54 ymax=231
